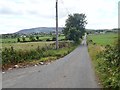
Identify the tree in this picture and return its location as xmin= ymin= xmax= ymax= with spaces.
xmin=49 ymin=32 xmax=52 ymax=36
xmin=36 ymin=36 xmax=39 ymax=41
xmin=63 ymin=13 xmax=87 ymax=43
xmin=22 ymin=37 xmax=26 ymax=42
xmin=68 ymin=27 xmax=81 ymax=43
xmin=17 ymin=38 xmax=20 ymax=42
xmin=29 ymin=36 xmax=35 ymax=41
xmin=52 ymin=36 xmax=56 ymax=41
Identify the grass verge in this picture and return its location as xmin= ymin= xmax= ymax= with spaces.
xmin=2 ymin=41 xmax=78 ymax=71
xmin=88 ymin=44 xmax=103 ymax=87
xmin=87 ymin=35 xmax=120 ymax=88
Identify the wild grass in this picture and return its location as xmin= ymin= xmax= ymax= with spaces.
xmin=2 ymin=41 xmax=78 ymax=70
xmin=0 ymin=38 xmax=17 ymax=43
xmin=2 ymin=42 xmax=54 ymax=51
xmin=87 ymin=33 xmax=119 ymax=88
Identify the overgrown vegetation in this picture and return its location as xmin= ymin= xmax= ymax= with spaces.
xmin=96 ymin=44 xmax=120 ymax=88
xmin=87 ymin=33 xmax=120 ymax=88
xmin=2 ymin=42 xmax=53 ymax=51
xmin=2 ymin=41 xmax=78 ymax=70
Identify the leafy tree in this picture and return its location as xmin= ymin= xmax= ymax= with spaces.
xmin=49 ymin=32 xmax=52 ymax=35
xmin=52 ymin=36 xmax=56 ymax=41
xmin=36 ymin=36 xmax=39 ymax=41
xmin=17 ymin=38 xmax=20 ymax=42
xmin=29 ymin=36 xmax=35 ymax=41
xmin=68 ymin=27 xmax=81 ymax=43
xmin=63 ymin=13 xmax=87 ymax=43
xmin=22 ymin=37 xmax=26 ymax=42
xmin=46 ymin=38 xmax=51 ymax=41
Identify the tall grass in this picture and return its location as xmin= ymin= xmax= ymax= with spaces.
xmin=87 ymin=33 xmax=120 ymax=88
xmin=2 ymin=41 xmax=78 ymax=70
xmin=2 ymin=42 xmax=53 ymax=51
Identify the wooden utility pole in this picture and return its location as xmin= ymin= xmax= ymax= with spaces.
xmin=56 ymin=0 xmax=58 ymax=49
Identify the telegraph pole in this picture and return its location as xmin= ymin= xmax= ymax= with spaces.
xmin=56 ymin=0 xmax=58 ymax=49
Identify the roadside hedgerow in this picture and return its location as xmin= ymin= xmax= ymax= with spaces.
xmin=2 ymin=41 xmax=78 ymax=70
xmin=96 ymin=43 xmax=120 ymax=88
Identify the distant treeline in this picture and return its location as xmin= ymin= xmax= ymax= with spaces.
xmin=86 ymin=28 xmax=119 ymax=34
xmin=17 ymin=36 xmax=66 ymax=43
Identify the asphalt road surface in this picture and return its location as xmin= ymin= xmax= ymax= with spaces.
xmin=2 ymin=35 xmax=100 ymax=88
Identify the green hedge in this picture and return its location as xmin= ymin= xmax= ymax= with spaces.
xmin=96 ymin=44 xmax=120 ymax=88
xmin=2 ymin=42 xmax=76 ymax=66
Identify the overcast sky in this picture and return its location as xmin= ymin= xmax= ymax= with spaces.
xmin=0 ymin=0 xmax=119 ymax=34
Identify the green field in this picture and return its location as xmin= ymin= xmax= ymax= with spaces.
xmin=0 ymin=35 xmax=65 ymax=43
xmin=1 ymin=35 xmax=65 ymax=51
xmin=88 ymin=33 xmax=118 ymax=46
xmin=2 ymin=42 xmax=54 ymax=51
xmin=0 ymin=38 xmax=17 ymax=43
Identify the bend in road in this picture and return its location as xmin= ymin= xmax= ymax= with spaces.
xmin=2 ymin=36 xmax=100 ymax=88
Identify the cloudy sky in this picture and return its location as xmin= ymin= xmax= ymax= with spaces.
xmin=0 ymin=0 xmax=119 ymax=34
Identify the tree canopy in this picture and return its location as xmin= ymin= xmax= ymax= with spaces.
xmin=63 ymin=13 xmax=87 ymax=43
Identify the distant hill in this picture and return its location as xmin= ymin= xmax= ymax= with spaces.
xmin=15 ymin=27 xmax=63 ymax=35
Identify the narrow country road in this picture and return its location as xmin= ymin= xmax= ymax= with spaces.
xmin=2 ymin=35 xmax=99 ymax=88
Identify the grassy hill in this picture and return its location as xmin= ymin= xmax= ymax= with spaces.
xmin=15 ymin=27 xmax=63 ymax=35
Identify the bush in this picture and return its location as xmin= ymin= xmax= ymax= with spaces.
xmin=17 ymin=38 xmax=20 ymax=42
xmin=39 ymin=39 xmax=42 ymax=41
xmin=59 ymin=42 xmax=70 ymax=48
xmin=22 ymin=37 xmax=26 ymax=42
xmin=97 ymin=44 xmax=120 ymax=88
xmin=29 ymin=36 xmax=35 ymax=41
xmin=46 ymin=38 xmax=51 ymax=41
xmin=2 ymin=47 xmax=42 ymax=65
xmin=52 ymin=37 xmax=56 ymax=41
xmin=2 ymin=41 xmax=78 ymax=70
xmin=36 ymin=36 xmax=39 ymax=40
